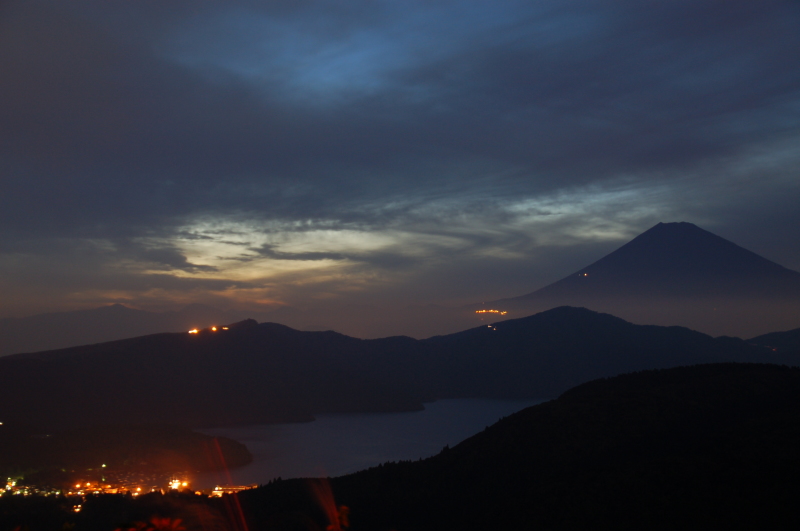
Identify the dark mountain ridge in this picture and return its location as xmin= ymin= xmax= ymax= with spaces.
xmin=749 ymin=326 xmax=800 ymax=354
xmin=423 ymin=305 xmax=764 ymax=398
xmin=0 ymin=303 xmax=274 ymax=357
xmin=481 ymin=222 xmax=800 ymax=337
xmin=0 ymin=318 xmax=425 ymax=429
xmin=0 ymin=306 xmax=792 ymax=431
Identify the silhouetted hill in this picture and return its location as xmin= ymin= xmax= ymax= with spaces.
xmin=748 ymin=327 xmax=800 ymax=354
xmin=479 ymin=222 xmax=800 ymax=337
xmin=0 ymin=307 xmax=793 ymax=431
xmin=0 ymin=304 xmax=277 ymax=357
xmin=420 ymin=305 xmax=779 ymax=398
xmin=0 ymin=318 xmax=424 ymax=429
xmin=235 ymin=363 xmax=800 ymax=530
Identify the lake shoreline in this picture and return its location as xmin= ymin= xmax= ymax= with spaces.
xmin=193 ymin=397 xmax=543 ymax=489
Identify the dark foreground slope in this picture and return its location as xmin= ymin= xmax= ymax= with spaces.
xmin=0 ymin=307 xmax=793 ymax=430
xmin=237 ymin=363 xmax=800 ymax=531
xmin=3 ymin=364 xmax=800 ymax=531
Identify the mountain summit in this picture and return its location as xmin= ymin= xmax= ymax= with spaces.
xmin=527 ymin=222 xmax=799 ymax=299
xmin=483 ymin=222 xmax=800 ymax=338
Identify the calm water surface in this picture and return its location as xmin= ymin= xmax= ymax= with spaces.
xmin=194 ymin=398 xmax=542 ymax=488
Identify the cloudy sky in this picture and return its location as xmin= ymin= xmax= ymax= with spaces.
xmin=1 ymin=0 xmax=798 ymax=333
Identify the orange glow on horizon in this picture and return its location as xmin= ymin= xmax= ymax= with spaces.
xmin=475 ymin=309 xmax=507 ymax=315
xmin=188 ymin=329 xmax=199 ymax=334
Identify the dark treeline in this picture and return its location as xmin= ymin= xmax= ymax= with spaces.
xmin=5 ymin=363 xmax=800 ymax=530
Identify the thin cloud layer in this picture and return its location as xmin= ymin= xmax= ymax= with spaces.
xmin=1 ymin=0 xmax=798 ymax=333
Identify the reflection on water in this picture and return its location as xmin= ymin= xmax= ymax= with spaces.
xmin=194 ymin=398 xmax=542 ymax=489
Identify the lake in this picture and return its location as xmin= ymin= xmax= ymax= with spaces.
xmin=194 ymin=398 xmax=543 ymax=489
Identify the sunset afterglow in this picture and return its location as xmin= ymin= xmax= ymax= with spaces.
xmin=0 ymin=0 xmax=797 ymax=338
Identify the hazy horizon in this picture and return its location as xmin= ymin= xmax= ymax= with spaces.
xmin=2 ymin=220 xmax=800 ymax=347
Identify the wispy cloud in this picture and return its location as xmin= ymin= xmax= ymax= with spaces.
xmin=1 ymin=0 xmax=798 ymax=326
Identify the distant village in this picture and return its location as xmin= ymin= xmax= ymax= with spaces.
xmin=5 ymin=471 xmax=257 ymax=509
